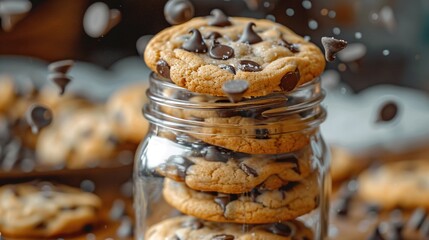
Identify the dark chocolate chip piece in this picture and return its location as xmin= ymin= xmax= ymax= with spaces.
xmin=211 ymin=234 xmax=235 ymax=240
xmin=182 ymin=218 xmax=204 ymax=230
xmin=335 ymin=197 xmax=351 ymax=217
xmin=208 ymin=9 xmax=231 ymax=27
xmin=209 ymin=44 xmax=234 ymax=60
xmin=48 ymin=60 xmax=75 ymax=74
xmin=366 ymin=203 xmax=381 ymax=215
xmin=268 ymin=222 xmax=293 ymax=237
xmin=280 ymin=182 xmax=299 ymax=192
xmin=408 ymin=208 xmax=426 ymax=231
xmin=255 ymin=128 xmax=269 ymax=139
xmin=201 ymin=146 xmax=229 ymax=162
xmin=238 ymin=60 xmax=262 ymax=72
xmin=219 ymin=64 xmax=236 ymax=74
xmin=367 ymin=226 xmax=385 ymax=240
xmin=238 ymin=22 xmax=262 ymax=44
xmin=182 ymin=29 xmax=207 ymax=53
xmin=239 ymin=163 xmax=258 ymax=177
xmin=157 ymin=155 xmax=194 ymax=181
xmin=377 ymin=101 xmax=398 ymax=123
xmin=48 ymin=73 xmax=71 ymax=95
xmin=274 ymin=155 xmax=300 ymax=174
xmin=80 ymin=179 xmax=96 ymax=192
xmin=156 ymin=59 xmax=171 ymax=79
xmin=278 ymin=39 xmax=300 ymax=53
xmin=214 ymin=195 xmax=231 ymax=211
xmin=164 ymin=0 xmax=194 ymax=25
xmin=205 ymin=31 xmax=223 ymax=40
xmin=26 ymin=104 xmax=53 ymax=134
xmin=116 ymin=216 xmax=134 ymax=238
xmin=279 ymin=69 xmax=300 ymax=92
xmin=35 ymin=221 xmax=47 ymax=229
xmin=222 ymin=80 xmax=249 ymax=103
xmin=109 ymin=199 xmax=126 ymax=221
xmin=83 ymin=224 xmax=94 ymax=233
xmin=321 ymin=37 xmax=348 ymax=62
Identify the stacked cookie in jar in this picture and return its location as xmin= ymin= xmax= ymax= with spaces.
xmin=135 ymin=9 xmax=328 ymax=240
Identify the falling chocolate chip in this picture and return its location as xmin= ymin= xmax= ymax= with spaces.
xmin=222 ymin=80 xmax=249 ymax=103
xmin=201 ymin=146 xmax=229 ymax=162
xmin=208 ymin=9 xmax=231 ymax=27
xmin=0 ymin=0 xmax=32 ymax=32
xmin=321 ymin=37 xmax=348 ymax=62
xmin=205 ymin=31 xmax=223 ymax=40
xmin=238 ymin=22 xmax=262 ymax=44
xmin=26 ymin=104 xmax=53 ymax=134
xmin=209 ymin=44 xmax=234 ymax=60
xmin=109 ymin=199 xmax=126 ymax=221
xmin=48 ymin=60 xmax=75 ymax=74
xmin=156 ymin=155 xmax=194 ymax=181
xmin=377 ymin=101 xmax=398 ymax=123
xmin=408 ymin=208 xmax=427 ymax=231
xmin=48 ymin=73 xmax=71 ymax=95
xmin=278 ymin=39 xmax=300 ymax=53
xmin=164 ymin=0 xmax=194 ymax=25
xmin=211 ymin=234 xmax=235 ymax=240
xmin=156 ymin=59 xmax=171 ymax=79
xmin=83 ymin=2 xmax=121 ymax=38
xmin=367 ymin=226 xmax=385 ymax=240
xmin=182 ymin=29 xmax=208 ymax=53
xmin=255 ymin=128 xmax=269 ymax=139
xmin=182 ymin=218 xmax=204 ymax=230
xmin=219 ymin=64 xmax=236 ymax=74
xmin=268 ymin=223 xmax=293 ymax=237
xmin=237 ymin=60 xmax=262 ymax=72
xmin=420 ymin=217 xmax=429 ymax=238
xmin=279 ymin=69 xmax=300 ymax=92
xmin=239 ymin=163 xmax=258 ymax=177
xmin=116 ymin=216 xmax=134 ymax=238
xmin=335 ymin=197 xmax=351 ymax=217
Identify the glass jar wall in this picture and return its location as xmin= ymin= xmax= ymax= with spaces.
xmin=134 ymin=73 xmax=329 ymax=240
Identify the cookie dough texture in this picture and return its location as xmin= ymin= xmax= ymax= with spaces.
xmin=144 ymin=17 xmax=325 ymax=97
xmin=0 ymin=182 xmax=101 ymax=238
xmin=146 ymin=216 xmax=314 ymax=240
xmin=163 ymin=174 xmax=319 ymax=224
xmin=358 ymin=159 xmax=429 ymax=209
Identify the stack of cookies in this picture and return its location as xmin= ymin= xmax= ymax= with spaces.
xmin=141 ymin=9 xmax=326 ymax=240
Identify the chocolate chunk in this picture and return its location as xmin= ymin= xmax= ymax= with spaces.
xmin=278 ymin=39 xmax=300 ymax=53
xmin=182 ymin=29 xmax=207 ymax=53
xmin=35 ymin=222 xmax=47 ymax=229
xmin=268 ymin=222 xmax=293 ymax=237
xmin=116 ymin=216 xmax=134 ymax=238
xmin=209 ymin=44 xmax=234 ymax=60
xmin=367 ymin=226 xmax=385 ymax=240
xmin=182 ymin=218 xmax=204 ymax=230
xmin=280 ymin=182 xmax=299 ymax=192
xmin=208 ymin=9 xmax=231 ymax=27
xmin=377 ymin=101 xmax=398 ymax=123
xmin=201 ymin=146 xmax=229 ymax=162
xmin=335 ymin=197 xmax=351 ymax=217
xmin=237 ymin=60 xmax=262 ymax=72
xmin=255 ymin=128 xmax=269 ymax=139
xmin=48 ymin=60 xmax=74 ymax=74
xmin=219 ymin=64 xmax=236 ymax=74
xmin=212 ymin=234 xmax=235 ymax=240
xmin=279 ymin=69 xmax=300 ymax=92
xmin=321 ymin=37 xmax=348 ymax=62
xmin=205 ymin=31 xmax=223 ymax=40
xmin=214 ymin=194 xmax=237 ymax=212
xmin=80 ymin=179 xmax=96 ymax=192
xmin=48 ymin=73 xmax=71 ymax=95
xmin=239 ymin=163 xmax=258 ymax=177
xmin=156 ymin=59 xmax=171 ymax=79
xmin=274 ymin=155 xmax=300 ymax=174
xmin=408 ymin=208 xmax=426 ymax=231
xmin=109 ymin=199 xmax=126 ymax=221
xmin=26 ymin=104 xmax=53 ymax=134
xmin=222 ymin=80 xmax=248 ymax=103
xmin=164 ymin=0 xmax=194 ymax=25
xmin=238 ymin=22 xmax=262 ymax=44
xmin=157 ymin=155 xmax=194 ymax=181
xmin=83 ymin=224 xmax=94 ymax=233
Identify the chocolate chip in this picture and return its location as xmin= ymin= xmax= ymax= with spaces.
xmin=211 ymin=234 xmax=235 ymax=240
xmin=26 ymin=104 xmax=53 ymax=134
xmin=214 ymin=195 xmax=230 ymax=211
xmin=239 ymin=163 xmax=258 ymax=177
xmin=208 ymin=9 xmax=231 ymax=27
xmin=221 ymin=80 xmax=248 ymax=103
xmin=335 ymin=197 xmax=351 ymax=217
xmin=209 ymin=44 xmax=234 ymax=60
xmin=268 ymin=223 xmax=293 ymax=237
xmin=278 ymin=39 xmax=300 ymax=53
xmin=367 ymin=226 xmax=385 ymax=240
xmin=110 ymin=199 xmax=126 ymax=221
xmin=279 ymin=69 xmax=300 ymax=92
xmin=80 ymin=179 xmax=96 ymax=192
xmin=237 ymin=60 xmax=262 ymax=72
xmin=83 ymin=224 xmax=94 ymax=233
xmin=219 ymin=64 xmax=236 ymax=74
xmin=164 ymin=0 xmax=194 ymax=25
xmin=280 ymin=182 xmax=299 ymax=192
xmin=201 ymin=146 xmax=229 ymax=162
xmin=182 ymin=29 xmax=207 ymax=53
xmin=420 ymin=217 xmax=429 ymax=238
xmin=321 ymin=37 xmax=348 ymax=62
xmin=182 ymin=218 xmax=204 ymax=230
xmin=116 ymin=216 xmax=134 ymax=238
xmin=366 ymin=203 xmax=381 ymax=215
xmin=35 ymin=221 xmax=47 ymax=229
xmin=238 ymin=22 xmax=262 ymax=44
xmin=157 ymin=155 xmax=194 ymax=181
xmin=274 ymin=155 xmax=300 ymax=174
xmin=48 ymin=60 xmax=75 ymax=74
xmin=48 ymin=73 xmax=71 ymax=95
xmin=255 ymin=128 xmax=269 ymax=139
xmin=156 ymin=59 xmax=171 ymax=79
xmin=377 ymin=101 xmax=398 ymax=123
xmin=408 ymin=208 xmax=426 ymax=231
xmin=205 ymin=31 xmax=223 ymax=40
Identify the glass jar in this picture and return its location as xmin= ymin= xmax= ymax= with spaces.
xmin=134 ymin=73 xmax=329 ymax=240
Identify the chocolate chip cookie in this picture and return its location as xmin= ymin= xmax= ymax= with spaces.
xmin=163 ymin=174 xmax=319 ymax=224
xmin=144 ymin=14 xmax=325 ymax=97
xmin=0 ymin=182 xmax=101 ymax=238
xmin=156 ymin=145 xmax=313 ymax=194
xmin=146 ymin=215 xmax=313 ymax=240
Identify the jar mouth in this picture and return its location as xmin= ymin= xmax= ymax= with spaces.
xmin=144 ymin=72 xmax=326 ymax=135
